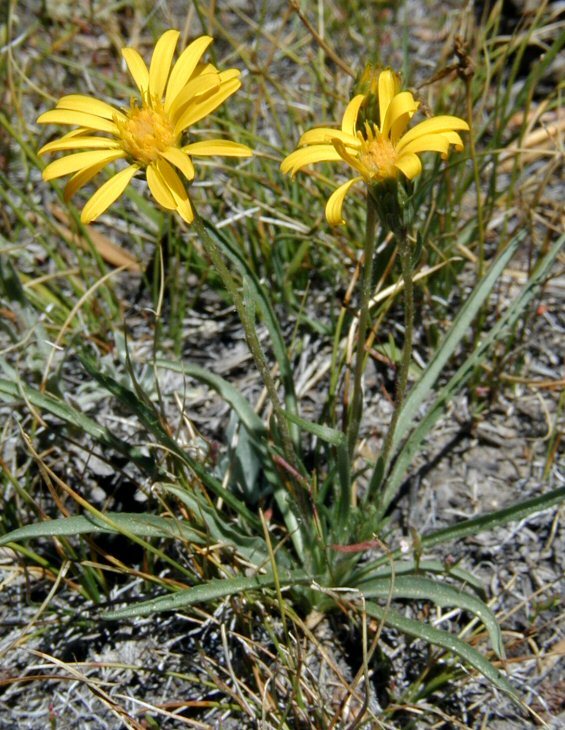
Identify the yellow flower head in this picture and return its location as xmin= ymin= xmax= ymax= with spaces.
xmin=280 ymin=69 xmax=469 ymax=225
xmin=38 ymin=31 xmax=252 ymax=224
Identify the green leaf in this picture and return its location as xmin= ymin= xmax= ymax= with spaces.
xmin=157 ymin=483 xmax=272 ymax=567
xmin=334 ymin=441 xmax=352 ymax=534
xmin=0 ymin=256 xmax=27 ymax=304
xmin=0 ymin=510 xmax=205 ymax=580
xmin=103 ymin=569 xmax=516 ymax=707
xmin=364 ymin=601 xmax=520 ymax=705
xmin=379 ymin=232 xmax=564 ymax=515
xmin=156 ymin=359 xmax=266 ymax=436
xmin=0 ymin=513 xmax=206 ymax=546
xmin=358 ymin=574 xmax=504 ymax=658
xmin=202 ymin=220 xmax=299 ymax=423
xmin=421 ymin=486 xmax=565 ymax=549
xmin=355 ymin=488 xmax=565 ymax=583
xmin=273 ymin=484 xmax=305 ymax=562
xmin=283 ymin=409 xmax=345 ymax=446
xmin=0 ymin=378 xmax=159 ymax=476
xmin=78 ymin=355 xmax=263 ymax=531
xmin=394 ymin=228 xmax=527 ymax=452
xmin=103 ymin=569 xmax=313 ymax=619
xmin=356 ymin=559 xmax=486 ymax=597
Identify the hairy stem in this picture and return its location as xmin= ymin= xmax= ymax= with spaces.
xmin=193 ymin=217 xmax=298 ymax=470
xmin=347 ymin=193 xmax=378 ymax=458
xmin=380 ymin=227 xmax=414 ymax=469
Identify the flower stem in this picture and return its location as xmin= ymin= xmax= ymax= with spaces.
xmin=193 ymin=217 xmax=298 ymax=469
xmin=465 ymin=76 xmax=485 ymax=281
xmin=380 ymin=226 xmax=413 ymax=469
xmin=347 ymin=193 xmax=378 ymax=458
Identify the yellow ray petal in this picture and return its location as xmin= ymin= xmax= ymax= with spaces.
xmin=194 ymin=62 xmax=217 ymax=77
xmin=64 ymin=160 xmax=112 ymax=200
xmin=156 ymin=159 xmax=194 ymax=222
xmin=394 ymin=152 xmax=422 ymax=179
xmin=183 ymin=139 xmax=253 ymax=157
xmin=378 ymin=69 xmax=401 ymax=128
xmin=396 ymin=116 xmax=469 ymax=153
xmin=160 ymin=146 xmax=195 ymax=179
xmin=299 ymin=127 xmax=360 ymax=148
xmin=155 ymin=158 xmax=185 ymax=196
xmin=146 ymin=163 xmax=178 ymax=209
xmin=165 ymin=35 xmax=213 ymax=111
xmin=218 ymin=68 xmax=241 ymax=84
xmin=39 ymin=128 xmax=91 ymax=156
xmin=380 ymin=91 xmax=419 ymax=139
xmin=325 ymin=176 xmax=363 ymax=225
xmin=341 ymin=95 xmax=365 ymax=137
xmin=439 ymin=130 xmax=465 ymax=151
xmin=53 ymin=128 xmax=92 ymax=139
xmin=331 ymin=138 xmax=368 ymax=178
xmin=39 ymin=136 xmax=121 ymax=154
xmin=167 ymin=73 xmax=221 ymax=121
xmin=81 ymin=164 xmax=139 ymax=223
xmin=173 ymin=77 xmax=241 ymax=135
xmin=42 ymin=150 xmax=126 ymax=181
xmin=390 ymin=110 xmax=418 ymax=147
xmin=56 ymin=94 xmax=125 ymax=122
xmin=175 ymin=200 xmax=194 ymax=223
xmin=149 ymin=29 xmax=179 ymax=102
xmin=172 ymin=190 xmax=194 ymax=222
xmin=172 ymin=189 xmax=194 ymax=222
xmin=122 ymin=47 xmax=149 ymax=95
xmin=280 ymin=145 xmax=344 ymax=176
xmin=37 ymin=109 xmax=119 ymax=134
xmin=399 ymin=135 xmax=453 ymax=158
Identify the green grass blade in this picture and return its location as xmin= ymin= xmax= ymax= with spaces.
xmin=393 ymin=228 xmax=527 ymax=452
xmin=359 ymin=575 xmax=504 ymax=658
xmin=356 ymin=559 xmax=486 ymax=597
xmin=421 ymin=486 xmax=565 ymax=550
xmin=157 ymin=357 xmax=285 ymax=497
xmin=514 ymin=32 xmax=564 ymax=111
xmin=156 ymin=358 xmax=267 ymax=435
xmin=283 ymin=409 xmax=345 ymax=446
xmin=0 ymin=513 xmax=206 ymax=546
xmin=103 ymin=569 xmax=313 ymax=620
xmin=201 ymin=220 xmax=299 ymax=422
xmin=380 ymin=232 xmax=564 ymax=515
xmin=334 ymin=441 xmax=352 ymax=535
xmin=273 ymin=484 xmax=305 ymax=561
xmin=79 ymin=356 xmax=263 ymax=530
xmin=158 ymin=482 xmax=272 ymax=567
xmin=364 ymin=601 xmax=520 ymax=705
xmin=0 ymin=378 xmax=159 ymax=477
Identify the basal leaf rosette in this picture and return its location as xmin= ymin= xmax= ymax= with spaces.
xmin=281 ymin=69 xmax=469 ymax=226
xmin=38 ymin=30 xmax=252 ymax=224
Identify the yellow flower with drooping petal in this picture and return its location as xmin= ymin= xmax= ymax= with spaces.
xmin=281 ymin=69 xmax=469 ymax=225
xmin=38 ymin=30 xmax=252 ymax=224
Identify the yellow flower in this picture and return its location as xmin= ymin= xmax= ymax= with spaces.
xmin=38 ymin=30 xmax=252 ymax=224
xmin=281 ymin=69 xmax=469 ymax=225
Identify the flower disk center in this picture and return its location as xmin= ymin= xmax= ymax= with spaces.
xmin=358 ymin=125 xmax=398 ymax=181
xmin=118 ymin=103 xmax=176 ymax=164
